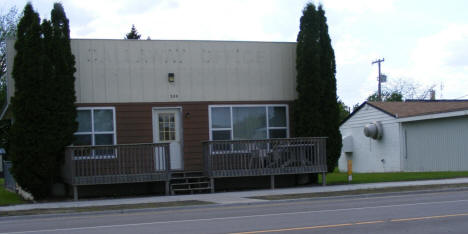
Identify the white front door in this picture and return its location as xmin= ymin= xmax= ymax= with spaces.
xmin=153 ymin=108 xmax=183 ymax=170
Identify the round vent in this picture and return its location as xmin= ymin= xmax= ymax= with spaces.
xmin=363 ymin=121 xmax=383 ymax=140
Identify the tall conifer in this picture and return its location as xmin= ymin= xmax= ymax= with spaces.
xmin=125 ymin=24 xmax=141 ymax=39
xmin=317 ymin=6 xmax=342 ymax=172
xmin=48 ymin=3 xmax=77 ymax=168
xmin=10 ymin=3 xmax=76 ymax=198
xmin=294 ymin=3 xmax=342 ymax=172
xmin=10 ymin=3 xmax=52 ymax=197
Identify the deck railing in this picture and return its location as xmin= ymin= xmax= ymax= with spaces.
xmin=63 ymin=143 xmax=171 ymax=186
xmin=202 ymin=137 xmax=327 ymax=178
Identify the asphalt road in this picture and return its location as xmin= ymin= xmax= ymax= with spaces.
xmin=1 ymin=189 xmax=468 ymax=234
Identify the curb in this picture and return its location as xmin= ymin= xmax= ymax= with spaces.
xmin=2 ymin=183 xmax=468 ymax=219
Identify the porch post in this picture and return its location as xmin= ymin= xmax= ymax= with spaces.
xmin=165 ymin=181 xmax=170 ymax=195
xmin=321 ymin=172 xmax=327 ymax=186
xmin=270 ymin=175 xmax=275 ymax=189
xmin=210 ymin=178 xmax=215 ymax=193
xmin=73 ymin=185 xmax=78 ymax=201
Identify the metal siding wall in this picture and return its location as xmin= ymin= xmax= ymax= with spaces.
xmin=342 ymin=104 xmax=396 ymax=128
xmin=404 ymin=116 xmax=468 ymax=171
xmin=338 ymin=104 xmax=401 ymax=172
xmin=70 ymin=39 xmax=297 ymax=103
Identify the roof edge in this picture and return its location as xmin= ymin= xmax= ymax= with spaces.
xmin=396 ymin=109 xmax=468 ymax=123
xmin=69 ymin=38 xmax=297 ymax=44
xmin=340 ymin=101 xmax=397 ymax=126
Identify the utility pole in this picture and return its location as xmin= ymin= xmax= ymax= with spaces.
xmin=372 ymin=58 xmax=385 ymax=101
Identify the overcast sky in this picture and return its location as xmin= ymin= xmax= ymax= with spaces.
xmin=2 ymin=0 xmax=468 ymax=107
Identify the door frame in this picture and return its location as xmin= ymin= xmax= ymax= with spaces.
xmin=152 ymin=106 xmax=184 ymax=170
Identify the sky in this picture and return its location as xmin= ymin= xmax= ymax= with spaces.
xmin=2 ymin=0 xmax=468 ymax=107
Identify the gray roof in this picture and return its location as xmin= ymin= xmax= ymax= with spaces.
xmin=368 ymin=100 xmax=468 ymax=118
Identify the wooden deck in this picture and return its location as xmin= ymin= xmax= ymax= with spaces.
xmin=62 ymin=138 xmax=327 ymax=199
xmin=202 ymin=137 xmax=328 ymax=189
xmin=62 ymin=143 xmax=171 ymax=200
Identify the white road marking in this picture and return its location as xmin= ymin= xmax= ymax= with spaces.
xmin=2 ymin=198 xmax=468 ymax=234
xmin=0 ymin=189 xmax=459 ymax=225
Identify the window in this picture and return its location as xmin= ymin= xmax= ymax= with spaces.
xmin=158 ymin=113 xmax=176 ymax=141
xmin=74 ymin=107 xmax=116 ymax=158
xmin=209 ymin=105 xmax=288 ymax=141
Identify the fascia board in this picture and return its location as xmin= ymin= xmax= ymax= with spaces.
xmin=396 ymin=110 xmax=468 ymax=123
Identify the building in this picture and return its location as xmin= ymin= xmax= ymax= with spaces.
xmin=5 ymin=39 xmax=328 ymax=199
xmin=339 ymin=100 xmax=468 ymax=172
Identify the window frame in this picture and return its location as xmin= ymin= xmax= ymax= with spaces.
xmin=208 ymin=104 xmax=289 ymax=141
xmin=74 ymin=107 xmax=117 ymax=159
xmin=157 ymin=112 xmax=177 ymax=142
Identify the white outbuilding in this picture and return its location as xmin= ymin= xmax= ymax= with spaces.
xmin=338 ymin=100 xmax=468 ymax=172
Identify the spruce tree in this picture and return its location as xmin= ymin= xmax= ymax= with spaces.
xmin=48 ymin=3 xmax=77 ymax=170
xmin=317 ymin=6 xmax=342 ymax=172
xmin=294 ymin=3 xmax=342 ymax=172
xmin=125 ymin=24 xmax=141 ymax=39
xmin=10 ymin=3 xmax=52 ymax=198
xmin=10 ymin=3 xmax=76 ymax=198
xmin=295 ymin=3 xmax=323 ymax=137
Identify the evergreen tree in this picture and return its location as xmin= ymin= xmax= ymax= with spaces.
xmin=125 ymin=24 xmax=141 ymax=39
xmin=338 ymin=99 xmax=350 ymax=123
xmin=48 ymin=3 xmax=77 ymax=171
xmin=10 ymin=3 xmax=51 ymax=198
xmin=9 ymin=3 xmax=76 ymax=198
xmin=294 ymin=3 xmax=342 ymax=172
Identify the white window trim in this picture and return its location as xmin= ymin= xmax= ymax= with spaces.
xmin=157 ymin=112 xmax=177 ymax=142
xmin=208 ymin=104 xmax=290 ymax=141
xmin=74 ymin=107 xmax=117 ymax=159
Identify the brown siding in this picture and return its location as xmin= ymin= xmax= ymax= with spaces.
xmin=77 ymin=101 xmax=292 ymax=170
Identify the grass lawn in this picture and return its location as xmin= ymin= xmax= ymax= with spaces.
xmin=319 ymin=171 xmax=468 ymax=185
xmin=0 ymin=178 xmax=25 ymax=206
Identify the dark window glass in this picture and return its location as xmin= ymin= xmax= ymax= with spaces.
xmin=94 ymin=109 xmax=113 ymax=131
xmin=212 ymin=130 xmax=231 ymax=140
xmin=269 ymin=129 xmax=287 ymax=139
xmin=268 ymin=106 xmax=286 ymax=127
xmin=212 ymin=107 xmax=231 ymax=128
xmin=95 ymin=134 xmax=114 ymax=145
xmin=76 ymin=110 xmax=91 ymax=132
xmin=233 ymin=107 xmax=266 ymax=140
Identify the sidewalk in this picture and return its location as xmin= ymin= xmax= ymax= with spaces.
xmin=2 ymin=178 xmax=468 ymax=212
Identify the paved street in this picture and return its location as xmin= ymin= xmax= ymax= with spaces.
xmin=4 ymin=178 xmax=468 ymax=212
xmin=2 ymin=189 xmax=468 ymax=233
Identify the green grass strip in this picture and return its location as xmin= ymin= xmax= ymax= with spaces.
xmin=0 ymin=179 xmax=26 ymax=206
xmin=320 ymin=171 xmax=468 ymax=185
xmin=250 ymin=183 xmax=468 ymax=200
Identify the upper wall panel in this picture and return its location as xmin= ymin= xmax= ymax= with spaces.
xmin=69 ymin=39 xmax=297 ymax=103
